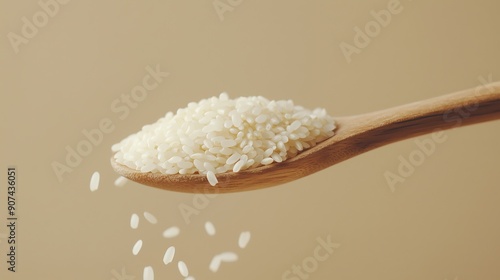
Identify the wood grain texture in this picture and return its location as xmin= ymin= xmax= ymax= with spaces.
xmin=111 ymin=82 xmax=500 ymax=194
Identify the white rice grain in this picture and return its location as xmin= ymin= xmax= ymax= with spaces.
xmin=162 ymin=226 xmax=180 ymax=238
xmin=287 ymin=120 xmax=302 ymax=132
xmin=209 ymin=252 xmax=239 ymax=272
xmin=204 ymin=221 xmax=216 ymax=236
xmin=132 ymin=239 xmax=143 ymax=255
xmin=260 ymin=157 xmax=273 ymax=165
xmin=207 ymin=171 xmax=218 ymax=186
xmin=204 ymin=162 xmax=216 ymax=173
xmin=271 ymin=153 xmax=282 ymax=163
xmin=141 ymin=163 xmax=156 ymax=173
xmin=178 ymin=161 xmax=194 ymax=169
xmin=225 ymin=152 xmax=241 ymax=165
xmin=238 ymin=231 xmax=251 ymax=248
xmin=143 ymin=212 xmax=158 ymax=224
xmin=255 ymin=114 xmax=268 ymax=123
xmin=130 ymin=213 xmax=139 ymax=229
xmin=209 ymin=256 xmax=221 ymax=272
xmin=163 ymin=246 xmax=175 ymax=265
xmin=111 ymin=143 xmax=121 ymax=152
xmin=218 ymin=252 xmax=238 ymax=262
xmin=168 ymin=156 xmax=182 ymax=164
xmin=89 ymin=171 xmax=100 ymax=192
xmin=232 ymin=159 xmax=246 ymax=172
xmin=221 ymin=139 xmax=237 ymax=147
xmin=114 ymin=176 xmax=128 ymax=187
xmin=177 ymin=261 xmax=189 ymax=277
xmin=143 ymin=266 xmax=154 ymax=280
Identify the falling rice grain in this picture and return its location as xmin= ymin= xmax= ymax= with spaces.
xmin=114 ymin=176 xmax=128 ymax=187
xmin=209 ymin=256 xmax=221 ymax=272
xmin=89 ymin=171 xmax=100 ymax=192
xmin=204 ymin=221 xmax=216 ymax=236
xmin=143 ymin=211 xmax=158 ymax=224
xmin=163 ymin=246 xmax=175 ymax=265
xmin=132 ymin=240 xmax=143 ymax=255
xmin=177 ymin=261 xmax=189 ymax=277
xmin=162 ymin=226 xmax=180 ymax=238
xmin=238 ymin=231 xmax=251 ymax=248
xmin=143 ymin=266 xmax=154 ymax=280
xmin=218 ymin=252 xmax=238 ymax=262
xmin=209 ymin=252 xmax=238 ymax=273
xmin=130 ymin=213 xmax=139 ymax=229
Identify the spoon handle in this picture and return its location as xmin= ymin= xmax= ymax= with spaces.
xmin=346 ymin=82 xmax=500 ymax=149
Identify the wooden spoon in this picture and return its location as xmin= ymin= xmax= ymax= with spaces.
xmin=111 ymin=82 xmax=500 ymax=194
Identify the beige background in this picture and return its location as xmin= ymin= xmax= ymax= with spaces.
xmin=1 ymin=0 xmax=500 ymax=279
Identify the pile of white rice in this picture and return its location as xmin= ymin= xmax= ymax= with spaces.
xmin=112 ymin=93 xmax=335 ymax=186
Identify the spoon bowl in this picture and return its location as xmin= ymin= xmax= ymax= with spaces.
xmin=111 ymin=82 xmax=500 ymax=193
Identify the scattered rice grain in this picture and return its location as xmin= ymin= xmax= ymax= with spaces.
xmin=130 ymin=213 xmax=139 ymax=229
xmin=204 ymin=221 xmax=216 ymax=236
xmin=218 ymin=252 xmax=238 ymax=262
xmin=143 ymin=212 xmax=157 ymax=224
xmin=143 ymin=266 xmax=154 ymax=280
xmin=163 ymin=246 xmax=175 ymax=265
xmin=209 ymin=256 xmax=221 ymax=272
xmin=89 ymin=171 xmax=100 ymax=192
xmin=114 ymin=176 xmax=128 ymax=187
xmin=238 ymin=231 xmax=251 ymax=248
xmin=177 ymin=261 xmax=189 ymax=277
xmin=209 ymin=252 xmax=239 ymax=272
xmin=132 ymin=239 xmax=143 ymax=255
xmin=162 ymin=226 xmax=180 ymax=238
